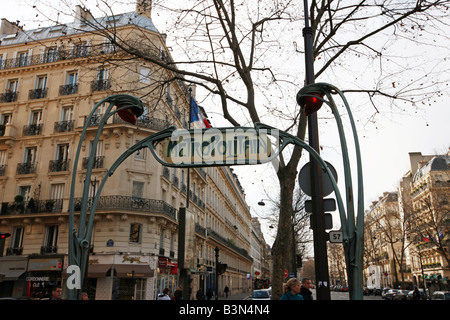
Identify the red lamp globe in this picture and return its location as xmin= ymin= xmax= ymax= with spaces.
xmin=117 ymin=107 xmax=138 ymax=125
xmin=299 ymin=92 xmax=324 ymax=115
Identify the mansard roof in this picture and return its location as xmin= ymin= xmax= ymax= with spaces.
xmin=0 ymin=11 xmax=159 ymax=46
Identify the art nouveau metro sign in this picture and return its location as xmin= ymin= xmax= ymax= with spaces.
xmin=152 ymin=126 xmax=277 ymax=167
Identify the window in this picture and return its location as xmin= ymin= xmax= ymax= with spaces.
xmin=45 ymin=47 xmax=58 ymax=63
xmin=30 ymin=110 xmax=42 ymax=125
xmin=61 ymin=106 xmax=74 ymax=121
xmin=1 ymin=113 xmax=12 ymax=125
xmin=24 ymin=147 xmax=37 ymax=164
xmin=132 ymin=181 xmax=144 ymax=199
xmin=36 ymin=75 xmax=47 ymax=90
xmin=10 ymin=226 xmax=24 ymax=253
xmin=17 ymin=51 xmax=29 ymax=67
xmin=67 ymin=72 xmax=78 ymax=86
xmin=139 ymin=67 xmax=150 ymax=84
xmin=129 ymin=223 xmax=142 ymax=243
xmin=43 ymin=225 xmax=59 ymax=253
xmin=50 ymin=184 xmax=65 ymax=199
xmin=18 ymin=186 xmax=31 ymax=202
xmin=74 ymin=42 xmax=88 ymax=58
xmin=7 ymin=79 xmax=18 ymax=92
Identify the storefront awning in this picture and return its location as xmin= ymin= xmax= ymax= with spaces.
xmin=114 ymin=264 xmax=154 ymax=278
xmin=0 ymin=256 xmax=28 ymax=281
xmin=87 ymin=264 xmax=112 ymax=278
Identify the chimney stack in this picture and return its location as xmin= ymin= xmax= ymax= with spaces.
xmin=136 ymin=0 xmax=152 ymax=19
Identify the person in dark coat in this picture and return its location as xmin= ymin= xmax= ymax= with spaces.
xmin=299 ymin=278 xmax=313 ymax=300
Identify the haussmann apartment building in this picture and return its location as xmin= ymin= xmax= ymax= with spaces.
xmin=0 ymin=1 xmax=255 ymax=300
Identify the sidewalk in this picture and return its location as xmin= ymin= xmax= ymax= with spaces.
xmin=218 ymin=292 xmax=251 ymax=300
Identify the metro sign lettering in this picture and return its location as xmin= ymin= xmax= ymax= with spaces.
xmin=160 ymin=128 xmax=276 ymax=166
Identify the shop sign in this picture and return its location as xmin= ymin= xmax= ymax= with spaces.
xmin=28 ymin=258 xmax=63 ymax=271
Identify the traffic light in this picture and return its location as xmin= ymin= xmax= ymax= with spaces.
xmin=0 ymin=232 xmax=11 ymax=257
xmin=0 ymin=232 xmax=11 ymax=240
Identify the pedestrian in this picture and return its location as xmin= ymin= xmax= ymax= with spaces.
xmin=206 ymin=289 xmax=213 ymax=300
xmin=157 ymin=288 xmax=171 ymax=300
xmin=50 ymin=286 xmax=63 ymax=300
xmin=174 ymin=285 xmax=183 ymax=300
xmin=280 ymin=278 xmax=304 ymax=300
xmin=224 ymin=285 xmax=229 ymax=298
xmin=412 ymin=286 xmax=421 ymax=300
xmin=196 ymin=289 xmax=204 ymax=300
xmin=299 ymin=278 xmax=313 ymax=300
xmin=81 ymin=292 xmax=89 ymax=300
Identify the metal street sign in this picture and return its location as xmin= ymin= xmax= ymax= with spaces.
xmin=328 ymin=230 xmax=343 ymax=243
xmin=298 ymin=161 xmax=337 ymax=197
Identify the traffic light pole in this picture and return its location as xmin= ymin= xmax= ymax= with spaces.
xmin=302 ymin=0 xmax=331 ymax=300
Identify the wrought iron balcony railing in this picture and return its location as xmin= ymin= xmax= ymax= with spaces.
xmin=82 ymin=156 xmax=104 ymax=169
xmin=49 ymin=159 xmax=70 ymax=172
xmin=91 ymin=80 xmax=111 ymax=92
xmin=73 ymin=195 xmax=177 ymax=220
xmin=54 ymin=120 xmax=74 ymax=133
xmin=0 ymin=198 xmax=63 ymax=215
xmin=29 ymin=88 xmax=48 ymax=99
xmin=59 ymin=84 xmax=78 ymax=96
xmin=0 ymin=91 xmax=18 ymax=103
xmin=17 ymin=162 xmax=37 ymax=175
xmin=23 ymin=123 xmax=42 ymax=136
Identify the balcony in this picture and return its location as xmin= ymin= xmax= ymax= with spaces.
xmin=0 ymin=91 xmax=18 ymax=103
xmin=49 ymin=159 xmax=70 ymax=172
xmin=29 ymin=88 xmax=48 ymax=100
xmin=40 ymin=246 xmax=58 ymax=254
xmin=59 ymin=84 xmax=78 ymax=96
xmin=23 ymin=123 xmax=43 ymax=136
xmin=17 ymin=162 xmax=37 ymax=175
xmin=82 ymin=156 xmax=104 ymax=169
xmin=54 ymin=120 xmax=74 ymax=133
xmin=91 ymin=79 xmax=110 ymax=92
xmin=72 ymin=195 xmax=177 ymax=220
xmin=0 ymin=198 xmax=63 ymax=215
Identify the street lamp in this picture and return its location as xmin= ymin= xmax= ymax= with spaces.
xmin=68 ymin=94 xmax=144 ymax=300
xmin=257 ymin=199 xmax=271 ymax=206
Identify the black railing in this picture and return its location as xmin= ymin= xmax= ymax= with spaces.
xmin=49 ymin=159 xmax=70 ymax=172
xmin=41 ymin=245 xmax=58 ymax=254
xmin=82 ymin=156 xmax=104 ymax=169
xmin=29 ymin=88 xmax=47 ymax=99
xmin=54 ymin=120 xmax=74 ymax=133
xmin=17 ymin=162 xmax=37 ymax=175
xmin=59 ymin=84 xmax=78 ymax=95
xmin=23 ymin=124 xmax=42 ymax=136
xmin=91 ymin=80 xmax=110 ymax=92
xmin=0 ymin=198 xmax=63 ymax=215
xmin=0 ymin=91 xmax=18 ymax=103
xmin=73 ymin=195 xmax=177 ymax=220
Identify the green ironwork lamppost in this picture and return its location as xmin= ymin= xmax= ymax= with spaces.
xmin=296 ymin=82 xmax=365 ymax=300
xmin=67 ymin=94 xmax=144 ymax=300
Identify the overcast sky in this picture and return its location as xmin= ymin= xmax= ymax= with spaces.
xmin=2 ymin=1 xmax=449 ymax=245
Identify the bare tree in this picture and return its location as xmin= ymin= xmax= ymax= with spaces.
xmin=28 ymin=0 xmax=450 ymax=299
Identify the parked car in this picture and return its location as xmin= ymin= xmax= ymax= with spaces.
xmin=251 ymin=289 xmax=271 ymax=300
xmin=394 ymin=290 xmax=409 ymax=300
xmin=385 ymin=289 xmax=398 ymax=300
xmin=430 ymin=291 xmax=450 ymax=300
xmin=406 ymin=288 xmax=429 ymax=300
xmin=381 ymin=287 xmax=391 ymax=299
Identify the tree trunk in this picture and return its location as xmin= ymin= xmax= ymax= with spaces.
xmin=271 ymin=164 xmax=297 ymax=300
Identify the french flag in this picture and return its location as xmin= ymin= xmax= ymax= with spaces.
xmin=190 ymin=97 xmax=212 ymax=128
